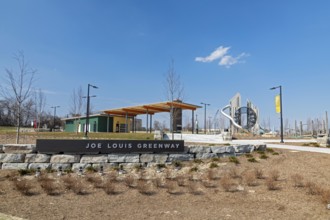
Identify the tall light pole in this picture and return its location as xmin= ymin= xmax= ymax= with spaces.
xmin=51 ymin=106 xmax=60 ymax=131
xmin=270 ymin=85 xmax=284 ymax=143
xmin=201 ymin=102 xmax=210 ymax=134
xmin=84 ymin=84 xmax=98 ymax=138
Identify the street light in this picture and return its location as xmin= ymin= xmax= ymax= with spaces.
xmin=201 ymin=102 xmax=210 ymax=134
xmin=270 ymin=85 xmax=284 ymax=143
xmin=51 ymin=106 xmax=60 ymax=131
xmin=84 ymin=84 xmax=98 ymax=138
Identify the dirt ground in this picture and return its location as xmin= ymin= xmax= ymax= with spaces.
xmin=1 ymin=149 xmax=330 ymax=220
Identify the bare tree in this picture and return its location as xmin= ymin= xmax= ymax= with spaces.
xmin=70 ymin=86 xmax=84 ymax=133
xmin=34 ymin=89 xmax=47 ymax=129
xmin=164 ymin=60 xmax=184 ymax=137
xmin=0 ymin=51 xmax=36 ymax=143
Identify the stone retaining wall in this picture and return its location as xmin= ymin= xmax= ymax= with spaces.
xmin=0 ymin=144 xmax=266 ymax=171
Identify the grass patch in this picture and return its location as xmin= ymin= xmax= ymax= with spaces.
xmin=247 ymin=158 xmax=258 ymax=163
xmin=209 ymin=162 xmax=219 ymax=169
xmin=229 ymin=156 xmax=240 ymax=165
xmin=260 ymin=154 xmax=269 ymax=160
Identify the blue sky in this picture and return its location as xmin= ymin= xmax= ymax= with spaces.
xmin=1 ymin=0 xmax=330 ymax=130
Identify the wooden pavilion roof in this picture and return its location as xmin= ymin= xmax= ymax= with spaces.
xmin=102 ymin=101 xmax=201 ymax=117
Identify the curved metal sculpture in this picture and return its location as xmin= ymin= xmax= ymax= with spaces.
xmin=221 ymin=105 xmax=257 ymax=132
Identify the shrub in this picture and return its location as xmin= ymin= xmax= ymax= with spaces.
xmin=13 ymin=179 xmax=35 ymax=195
xmin=193 ymin=159 xmax=204 ymax=164
xmin=254 ymin=168 xmax=265 ymax=179
xmin=18 ymin=169 xmax=35 ymax=176
xmin=86 ymin=175 xmax=104 ymax=188
xmin=207 ymin=169 xmax=219 ymax=180
xmin=269 ymin=170 xmax=280 ymax=181
xmin=305 ymin=181 xmax=323 ymax=195
xmin=176 ymin=175 xmax=188 ymax=187
xmin=291 ymin=174 xmax=304 ymax=187
xmin=202 ymin=179 xmax=218 ymax=188
xmin=103 ymin=179 xmax=117 ymax=195
xmin=265 ymin=178 xmax=279 ymax=190
xmin=211 ymin=157 xmax=220 ymax=162
xmin=229 ymin=167 xmax=240 ymax=179
xmin=188 ymin=181 xmax=203 ymax=195
xmin=260 ymin=154 xmax=269 ymax=160
xmin=137 ymin=180 xmax=155 ymax=195
xmin=321 ymin=189 xmax=330 ymax=204
xmin=229 ymin=156 xmax=240 ymax=165
xmin=220 ymin=174 xmax=237 ymax=192
xmin=156 ymin=164 xmax=166 ymax=170
xmin=45 ymin=167 xmax=55 ymax=173
xmin=124 ymin=174 xmax=137 ymax=188
xmin=266 ymin=148 xmax=274 ymax=153
xmin=272 ymin=152 xmax=279 ymax=156
xmin=85 ymin=166 xmax=97 ymax=173
xmin=244 ymin=171 xmax=258 ymax=186
xmin=190 ymin=166 xmax=199 ymax=172
xmin=173 ymin=161 xmax=182 ymax=168
xmin=39 ymin=178 xmax=60 ymax=195
xmin=134 ymin=164 xmax=143 ymax=172
xmin=61 ymin=175 xmax=77 ymax=190
xmin=71 ymin=179 xmax=88 ymax=195
xmin=248 ymin=158 xmax=258 ymax=163
xmin=209 ymin=162 xmax=219 ymax=169
xmin=245 ymin=153 xmax=253 ymax=158
xmin=166 ymin=180 xmax=181 ymax=195
xmin=154 ymin=177 xmax=166 ymax=188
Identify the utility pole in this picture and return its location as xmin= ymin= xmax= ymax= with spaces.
xmin=51 ymin=106 xmax=60 ymax=131
xmin=84 ymin=84 xmax=98 ymax=138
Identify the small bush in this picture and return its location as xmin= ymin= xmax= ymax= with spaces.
xmin=209 ymin=162 xmax=219 ymax=169
xmin=254 ymin=168 xmax=265 ymax=179
xmin=61 ymin=175 xmax=77 ymax=190
xmin=220 ymin=175 xmax=237 ymax=192
xmin=248 ymin=158 xmax=257 ymax=163
xmin=310 ymin=143 xmax=320 ymax=147
xmin=156 ymin=164 xmax=166 ymax=170
xmin=229 ymin=156 xmax=240 ymax=165
xmin=18 ymin=169 xmax=35 ymax=176
xmin=291 ymin=174 xmax=304 ymax=187
xmin=85 ymin=166 xmax=97 ymax=173
xmin=266 ymin=148 xmax=274 ymax=153
xmin=124 ymin=174 xmax=137 ymax=188
xmin=134 ymin=164 xmax=143 ymax=172
xmin=257 ymin=151 xmax=266 ymax=155
xmin=305 ymin=181 xmax=323 ymax=195
xmin=207 ymin=169 xmax=219 ymax=180
xmin=211 ymin=157 xmax=220 ymax=162
xmin=193 ymin=159 xmax=204 ymax=164
xmin=190 ymin=166 xmax=199 ymax=172
xmin=72 ymin=179 xmax=88 ymax=195
xmin=272 ymin=152 xmax=279 ymax=156
xmin=245 ymin=153 xmax=253 ymax=158
xmin=45 ymin=167 xmax=55 ymax=173
xmin=188 ymin=181 xmax=203 ymax=195
xmin=39 ymin=178 xmax=60 ymax=195
xmin=202 ymin=179 xmax=218 ymax=188
xmin=265 ymin=178 xmax=279 ymax=190
xmin=260 ymin=154 xmax=269 ymax=160
xmin=269 ymin=170 xmax=280 ymax=181
xmin=86 ymin=175 xmax=104 ymax=188
xmin=154 ymin=177 xmax=166 ymax=188
xmin=166 ymin=180 xmax=181 ymax=195
xmin=173 ymin=161 xmax=182 ymax=168
xmin=13 ymin=179 xmax=35 ymax=195
xmin=137 ymin=180 xmax=155 ymax=195
xmin=244 ymin=171 xmax=258 ymax=186
xmin=229 ymin=167 xmax=240 ymax=179
xmin=103 ymin=179 xmax=117 ymax=195
xmin=176 ymin=175 xmax=188 ymax=187
xmin=321 ymin=189 xmax=330 ymax=204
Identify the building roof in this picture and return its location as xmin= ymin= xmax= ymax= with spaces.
xmin=102 ymin=101 xmax=201 ymax=117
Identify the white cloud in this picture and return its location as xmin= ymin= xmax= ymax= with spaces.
xmin=195 ymin=46 xmax=230 ymax=62
xmin=195 ymin=46 xmax=248 ymax=68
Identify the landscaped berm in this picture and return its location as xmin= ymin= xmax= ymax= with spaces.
xmin=1 ymin=147 xmax=330 ymax=220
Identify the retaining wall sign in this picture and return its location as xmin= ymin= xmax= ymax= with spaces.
xmin=36 ymin=139 xmax=185 ymax=153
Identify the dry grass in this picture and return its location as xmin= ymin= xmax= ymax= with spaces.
xmin=229 ymin=167 xmax=241 ymax=179
xmin=61 ymin=175 xmax=77 ymax=190
xmin=291 ymin=174 xmax=305 ymax=188
xmin=206 ymin=168 xmax=220 ymax=180
xmin=154 ymin=177 xmax=166 ymax=188
xmin=320 ymin=189 xmax=330 ymax=204
xmin=13 ymin=178 xmax=35 ymax=195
